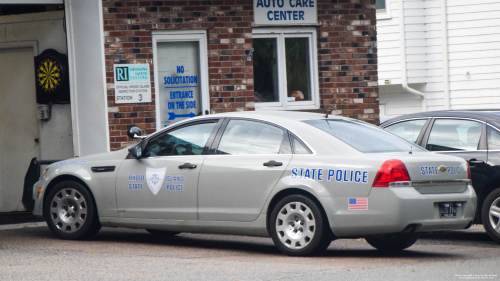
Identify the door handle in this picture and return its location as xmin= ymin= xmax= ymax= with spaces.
xmin=468 ymin=158 xmax=485 ymax=166
xmin=263 ymin=160 xmax=283 ymax=167
xmin=178 ymin=163 xmax=197 ymax=169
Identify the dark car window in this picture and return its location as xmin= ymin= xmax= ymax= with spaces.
xmin=216 ymin=120 xmax=284 ymax=155
xmin=303 ymin=119 xmax=424 ymax=153
xmin=144 ymin=122 xmax=217 ymax=157
xmin=384 ymin=119 xmax=427 ymax=143
xmin=487 ymin=126 xmax=500 ymax=150
xmin=426 ymin=119 xmax=482 ymax=151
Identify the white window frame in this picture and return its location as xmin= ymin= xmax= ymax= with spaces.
xmin=152 ymin=30 xmax=210 ymax=131
xmin=252 ymin=28 xmax=319 ymax=111
xmin=376 ymin=0 xmax=392 ymax=20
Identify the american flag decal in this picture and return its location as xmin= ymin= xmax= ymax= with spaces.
xmin=348 ymin=198 xmax=368 ymax=210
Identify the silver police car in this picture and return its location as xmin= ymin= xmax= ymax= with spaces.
xmin=33 ymin=112 xmax=476 ymax=256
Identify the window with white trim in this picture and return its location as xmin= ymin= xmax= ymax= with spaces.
xmin=252 ymin=28 xmax=319 ymax=110
xmin=376 ymin=0 xmax=391 ymax=20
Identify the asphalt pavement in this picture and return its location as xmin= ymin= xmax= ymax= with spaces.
xmin=0 ymin=223 xmax=499 ymax=280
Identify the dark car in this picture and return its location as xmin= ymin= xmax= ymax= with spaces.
xmin=380 ymin=110 xmax=500 ymax=243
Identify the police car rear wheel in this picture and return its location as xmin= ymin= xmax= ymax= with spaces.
xmin=270 ymin=195 xmax=332 ymax=256
xmin=146 ymin=229 xmax=180 ymax=237
xmin=44 ymin=181 xmax=101 ymax=240
xmin=481 ymin=188 xmax=500 ymax=243
xmin=365 ymin=233 xmax=419 ymax=251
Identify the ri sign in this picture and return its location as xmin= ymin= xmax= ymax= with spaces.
xmin=254 ymin=0 xmax=317 ymax=26
xmin=114 ymin=64 xmax=151 ymax=103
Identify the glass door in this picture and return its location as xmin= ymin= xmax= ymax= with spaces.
xmin=153 ymin=31 xmax=209 ymax=129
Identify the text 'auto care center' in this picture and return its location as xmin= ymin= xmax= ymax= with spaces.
xmin=256 ymin=0 xmax=315 ymax=21
xmin=104 ymin=0 xmax=379 ymax=150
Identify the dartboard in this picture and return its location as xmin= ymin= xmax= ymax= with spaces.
xmin=34 ymin=49 xmax=70 ymax=103
xmin=37 ymin=58 xmax=62 ymax=92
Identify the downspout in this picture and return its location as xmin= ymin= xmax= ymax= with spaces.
xmin=441 ymin=0 xmax=450 ymax=110
xmin=399 ymin=0 xmax=426 ymax=112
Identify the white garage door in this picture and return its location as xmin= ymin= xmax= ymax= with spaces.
xmin=0 ymin=47 xmax=40 ymax=212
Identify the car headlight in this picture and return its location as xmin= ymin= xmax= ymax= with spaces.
xmin=41 ymin=167 xmax=50 ymax=179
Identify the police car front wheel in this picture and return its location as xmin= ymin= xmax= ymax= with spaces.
xmin=43 ymin=181 xmax=101 ymax=240
xmin=270 ymin=194 xmax=332 ymax=256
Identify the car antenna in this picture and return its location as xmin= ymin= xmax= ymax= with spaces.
xmin=409 ymin=146 xmax=413 ymax=154
xmin=325 ymin=99 xmax=349 ymax=118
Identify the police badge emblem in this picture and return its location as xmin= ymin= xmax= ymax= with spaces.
xmin=146 ymin=167 xmax=166 ymax=195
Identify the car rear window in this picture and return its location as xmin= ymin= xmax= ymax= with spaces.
xmin=302 ymin=119 xmax=425 ymax=153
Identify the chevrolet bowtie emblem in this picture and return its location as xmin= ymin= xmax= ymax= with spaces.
xmin=438 ymin=165 xmax=447 ymax=172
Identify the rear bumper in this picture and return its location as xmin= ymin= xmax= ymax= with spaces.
xmin=321 ymin=185 xmax=477 ymax=237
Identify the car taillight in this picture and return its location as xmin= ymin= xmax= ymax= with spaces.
xmin=466 ymin=161 xmax=471 ymax=180
xmin=372 ymin=159 xmax=411 ymax=187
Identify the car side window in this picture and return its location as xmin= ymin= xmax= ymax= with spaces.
xmin=144 ymin=122 xmax=217 ymax=157
xmin=487 ymin=126 xmax=500 ymax=150
xmin=426 ymin=119 xmax=482 ymax=151
xmin=384 ymin=119 xmax=427 ymax=143
xmin=291 ymin=136 xmax=311 ymax=154
xmin=216 ymin=120 xmax=284 ymax=155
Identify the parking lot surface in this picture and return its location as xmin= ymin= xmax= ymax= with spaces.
xmin=0 ymin=224 xmax=499 ymax=280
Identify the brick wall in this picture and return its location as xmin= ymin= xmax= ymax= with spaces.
xmin=316 ymin=0 xmax=379 ymax=123
xmin=102 ymin=0 xmax=378 ymax=150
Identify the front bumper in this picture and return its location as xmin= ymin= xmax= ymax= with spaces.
xmin=321 ymin=184 xmax=477 ymax=237
xmin=32 ymin=178 xmax=48 ymax=218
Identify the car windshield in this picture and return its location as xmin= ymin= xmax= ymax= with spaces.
xmin=302 ymin=119 xmax=425 ymax=153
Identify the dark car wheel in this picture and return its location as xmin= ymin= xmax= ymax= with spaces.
xmin=146 ymin=229 xmax=180 ymax=237
xmin=44 ymin=181 xmax=101 ymax=240
xmin=270 ymin=194 xmax=332 ymax=256
xmin=481 ymin=188 xmax=500 ymax=243
xmin=366 ymin=233 xmax=419 ymax=251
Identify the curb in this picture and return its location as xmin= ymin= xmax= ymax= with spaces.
xmin=0 ymin=222 xmax=47 ymax=230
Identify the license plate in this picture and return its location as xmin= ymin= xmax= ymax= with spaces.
xmin=439 ymin=202 xmax=458 ymax=218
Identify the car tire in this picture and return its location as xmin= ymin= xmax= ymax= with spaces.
xmin=269 ymin=194 xmax=332 ymax=256
xmin=145 ymin=229 xmax=180 ymax=237
xmin=365 ymin=233 xmax=419 ymax=251
xmin=44 ymin=181 xmax=101 ymax=240
xmin=481 ymin=188 xmax=500 ymax=243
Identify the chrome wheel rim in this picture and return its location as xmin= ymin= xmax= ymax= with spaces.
xmin=489 ymin=197 xmax=500 ymax=234
xmin=275 ymin=202 xmax=315 ymax=250
xmin=49 ymin=188 xmax=87 ymax=233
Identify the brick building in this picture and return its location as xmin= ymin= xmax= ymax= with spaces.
xmin=101 ymin=0 xmax=379 ymax=150
xmin=0 ymin=0 xmax=377 ymax=213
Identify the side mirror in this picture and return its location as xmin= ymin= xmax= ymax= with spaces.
xmin=127 ymin=127 xmax=145 ymax=139
xmin=128 ymin=146 xmax=142 ymax=159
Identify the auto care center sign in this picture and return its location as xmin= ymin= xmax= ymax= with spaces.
xmin=254 ymin=0 xmax=317 ymax=25
xmin=114 ymin=64 xmax=151 ymax=103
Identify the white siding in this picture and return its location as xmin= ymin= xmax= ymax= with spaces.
xmin=377 ymin=0 xmax=402 ymax=84
xmin=377 ymin=0 xmax=500 ymax=119
xmin=447 ymin=1 xmax=500 ymax=111
xmin=379 ymin=84 xmax=426 ymax=116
